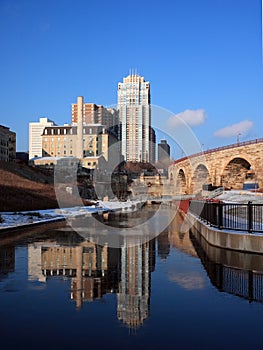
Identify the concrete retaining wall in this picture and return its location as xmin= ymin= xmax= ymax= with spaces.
xmin=188 ymin=212 xmax=263 ymax=254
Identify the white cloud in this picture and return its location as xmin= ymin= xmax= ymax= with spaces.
xmin=167 ymin=109 xmax=206 ymax=128
xmin=214 ymin=120 xmax=253 ymax=138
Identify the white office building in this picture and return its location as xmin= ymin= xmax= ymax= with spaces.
xmin=29 ymin=117 xmax=55 ymax=159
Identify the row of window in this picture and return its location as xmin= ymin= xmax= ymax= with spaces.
xmin=45 ymin=150 xmax=99 ymax=157
xmin=44 ymin=128 xmax=102 ymax=136
xmin=43 ymin=137 xmax=99 ymax=142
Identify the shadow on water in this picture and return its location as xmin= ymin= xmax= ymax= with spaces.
xmin=190 ymin=228 xmax=263 ymax=303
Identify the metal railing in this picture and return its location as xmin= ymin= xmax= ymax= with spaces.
xmin=189 ymin=200 xmax=263 ymax=233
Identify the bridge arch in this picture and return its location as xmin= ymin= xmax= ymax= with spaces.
xmin=220 ymin=157 xmax=251 ymax=189
xmin=191 ymin=163 xmax=211 ymax=193
xmin=168 ymin=139 xmax=263 ymax=194
xmin=175 ymin=169 xmax=187 ymax=194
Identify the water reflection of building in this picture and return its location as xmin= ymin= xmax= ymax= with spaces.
xmin=40 ymin=242 xmax=120 ymax=309
xmin=190 ymin=230 xmax=263 ymax=303
xmin=157 ymin=231 xmax=170 ymax=260
xmin=26 ymin=229 xmax=156 ymax=327
xmin=0 ymin=246 xmax=15 ymax=280
xmin=167 ymin=213 xmax=198 ymax=257
xmin=117 ymin=239 xmax=155 ymax=328
xmin=28 ymin=244 xmax=46 ymax=282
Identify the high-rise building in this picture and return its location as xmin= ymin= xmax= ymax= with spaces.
xmin=118 ymin=73 xmax=154 ymax=162
xmin=29 ymin=117 xmax=55 ymax=159
xmin=71 ymin=100 xmax=119 ymax=131
xmin=158 ymin=139 xmax=170 ymax=163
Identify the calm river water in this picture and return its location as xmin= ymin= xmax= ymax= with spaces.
xmin=1 ymin=206 xmax=263 ymax=349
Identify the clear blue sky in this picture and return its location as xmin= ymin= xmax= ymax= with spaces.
xmin=0 ymin=0 xmax=262 ymax=156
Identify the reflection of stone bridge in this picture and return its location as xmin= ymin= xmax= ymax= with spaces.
xmin=168 ymin=138 xmax=263 ymax=194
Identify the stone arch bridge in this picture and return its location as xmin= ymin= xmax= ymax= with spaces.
xmin=168 ymin=138 xmax=263 ymax=195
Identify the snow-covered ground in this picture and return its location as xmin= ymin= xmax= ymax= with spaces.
xmin=215 ymin=190 xmax=263 ymax=204
xmin=0 ymin=200 xmax=146 ymax=230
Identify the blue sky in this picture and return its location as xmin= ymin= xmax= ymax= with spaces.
xmin=0 ymin=0 xmax=262 ymax=156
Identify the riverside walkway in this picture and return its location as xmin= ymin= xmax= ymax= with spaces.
xmin=186 ymin=192 xmax=263 ymax=254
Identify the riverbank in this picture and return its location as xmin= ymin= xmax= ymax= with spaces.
xmin=0 ymin=199 xmax=145 ymax=232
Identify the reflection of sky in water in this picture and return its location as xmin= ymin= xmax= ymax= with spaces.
xmin=168 ymin=271 xmax=206 ymax=290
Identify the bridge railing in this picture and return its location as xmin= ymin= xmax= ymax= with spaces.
xmin=173 ymin=137 xmax=263 ymax=165
xmin=189 ymin=200 xmax=263 ymax=233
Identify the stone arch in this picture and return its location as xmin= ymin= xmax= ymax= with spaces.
xmin=191 ymin=163 xmax=211 ymax=194
xmin=221 ymin=157 xmax=251 ymax=189
xmin=175 ymin=169 xmax=187 ymax=194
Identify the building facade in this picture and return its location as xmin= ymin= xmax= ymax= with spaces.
xmin=118 ymin=73 xmax=154 ymax=163
xmin=29 ymin=117 xmax=55 ymax=159
xmin=158 ymin=139 xmax=170 ymax=163
xmin=71 ymin=99 xmax=119 ymax=131
xmin=0 ymin=125 xmax=16 ymax=162
xmin=42 ymin=124 xmax=115 ymax=161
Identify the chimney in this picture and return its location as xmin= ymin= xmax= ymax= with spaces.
xmin=76 ymin=96 xmax=84 ymax=159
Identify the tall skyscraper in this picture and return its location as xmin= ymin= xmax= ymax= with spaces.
xmin=118 ymin=72 xmax=153 ymax=162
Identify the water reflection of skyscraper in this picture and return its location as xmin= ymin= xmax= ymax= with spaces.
xmin=34 ymin=233 xmax=156 ymax=327
xmin=117 ymin=239 xmax=155 ymax=328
